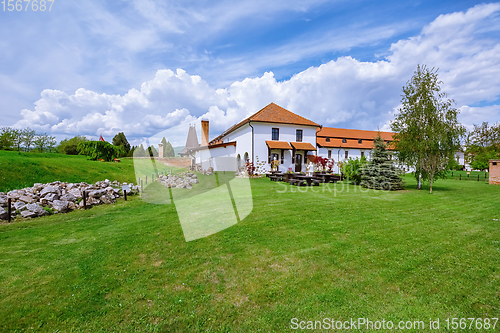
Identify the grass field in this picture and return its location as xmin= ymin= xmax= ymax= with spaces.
xmin=0 ymin=150 xmax=183 ymax=193
xmin=1 ymin=160 xmax=499 ymax=331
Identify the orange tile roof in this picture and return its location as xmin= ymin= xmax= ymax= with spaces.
xmin=317 ymin=127 xmax=395 ymax=141
xmin=266 ymin=140 xmax=292 ymax=149
xmin=290 ymin=142 xmax=316 ymax=151
xmin=317 ymin=137 xmax=395 ymax=150
xmin=210 ymin=103 xmax=320 ymax=144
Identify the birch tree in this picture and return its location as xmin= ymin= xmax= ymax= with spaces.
xmin=391 ymin=65 xmax=465 ymax=193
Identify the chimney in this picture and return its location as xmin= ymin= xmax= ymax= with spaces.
xmin=201 ymin=120 xmax=209 ymax=146
xmin=158 ymin=143 xmax=164 ymax=158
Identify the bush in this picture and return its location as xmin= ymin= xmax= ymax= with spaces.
xmin=341 ymin=156 xmax=367 ymax=184
xmin=58 ymin=136 xmax=88 ymax=155
xmin=77 ymin=141 xmax=124 ymax=162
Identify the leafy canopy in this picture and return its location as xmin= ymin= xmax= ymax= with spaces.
xmin=391 ymin=65 xmax=465 ymax=193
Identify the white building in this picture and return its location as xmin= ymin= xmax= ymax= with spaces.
xmin=189 ymin=103 xmax=397 ymax=173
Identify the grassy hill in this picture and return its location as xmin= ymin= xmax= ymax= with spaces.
xmin=1 ymin=172 xmax=499 ymax=331
xmin=0 ymin=150 xmax=184 ymax=192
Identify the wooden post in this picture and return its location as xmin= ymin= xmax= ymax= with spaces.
xmin=459 ymin=174 xmax=461 ymax=180
xmin=8 ymin=198 xmax=11 ymax=223
xmin=83 ymin=190 xmax=87 ymax=209
xmin=145 ymin=175 xmax=147 ymax=184
xmin=124 ymin=190 xmax=127 ymax=201
xmin=141 ymin=179 xmax=143 ymax=193
xmin=485 ymin=172 xmax=487 ymax=179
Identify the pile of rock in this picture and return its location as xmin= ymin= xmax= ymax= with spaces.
xmin=0 ymin=180 xmax=139 ymax=221
xmin=157 ymin=172 xmax=199 ymax=189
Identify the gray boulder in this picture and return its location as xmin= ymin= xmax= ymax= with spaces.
xmin=21 ymin=210 xmax=37 ymax=218
xmin=7 ymin=191 xmax=21 ymax=200
xmin=25 ymin=203 xmax=48 ymax=217
xmin=14 ymin=202 xmax=26 ymax=211
xmin=19 ymin=195 xmax=35 ymax=204
xmin=50 ymin=200 xmax=69 ymax=213
xmin=0 ymin=207 xmax=8 ymax=220
xmin=44 ymin=193 xmax=59 ymax=202
xmin=40 ymin=185 xmax=58 ymax=197
xmin=0 ymin=197 xmax=7 ymax=207
xmin=100 ymin=194 xmax=115 ymax=204
xmin=60 ymin=193 xmax=76 ymax=202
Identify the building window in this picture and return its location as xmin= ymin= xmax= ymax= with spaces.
xmin=358 ymin=139 xmax=362 ymax=144
xmin=328 ymin=150 xmax=332 ymax=159
xmin=272 ymin=128 xmax=279 ymax=140
xmin=345 ymin=150 xmax=349 ymax=159
xmin=494 ymin=162 xmax=498 ymax=165
xmin=296 ymin=129 xmax=303 ymax=142
xmin=271 ymin=153 xmax=279 ymax=162
xmin=342 ymin=138 xmax=347 ymax=143
xmin=326 ymin=137 xmax=330 ymax=142
xmin=361 ymin=151 xmax=365 ymax=158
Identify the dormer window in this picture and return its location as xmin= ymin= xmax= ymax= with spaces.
xmin=272 ymin=128 xmax=279 ymax=140
xmin=358 ymin=139 xmax=362 ymax=144
xmin=325 ymin=137 xmax=330 ymax=142
xmin=342 ymin=138 xmax=347 ymax=143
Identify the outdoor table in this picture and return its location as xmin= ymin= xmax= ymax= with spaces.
xmin=314 ymin=173 xmax=339 ymax=183
xmin=295 ymin=175 xmax=314 ymax=186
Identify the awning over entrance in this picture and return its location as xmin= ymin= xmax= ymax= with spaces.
xmin=266 ymin=140 xmax=292 ymax=150
xmin=290 ymin=142 xmax=316 ymax=151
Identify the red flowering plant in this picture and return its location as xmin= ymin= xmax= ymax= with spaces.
xmin=313 ymin=156 xmax=328 ymax=172
xmin=245 ymin=159 xmax=256 ymax=176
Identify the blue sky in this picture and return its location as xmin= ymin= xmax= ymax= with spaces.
xmin=1 ymin=0 xmax=499 ymax=146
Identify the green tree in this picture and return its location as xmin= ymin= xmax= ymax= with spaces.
xmin=112 ymin=132 xmax=131 ymax=156
xmin=34 ymin=133 xmax=49 ymax=152
xmin=12 ymin=129 xmax=23 ymax=151
xmin=22 ymin=128 xmax=36 ymax=152
xmin=58 ymin=136 xmax=88 ymax=155
xmin=391 ymin=65 xmax=465 ymax=193
xmin=148 ymin=145 xmax=158 ymax=158
xmin=47 ymin=135 xmax=57 ymax=152
xmin=341 ymin=156 xmax=367 ymax=184
xmin=77 ymin=141 xmax=124 ymax=161
xmin=465 ymin=122 xmax=500 ymax=170
xmin=361 ymin=135 xmax=404 ymax=190
xmin=165 ymin=141 xmax=175 ymax=157
xmin=133 ymin=144 xmax=146 ymax=158
xmin=0 ymin=127 xmax=15 ymax=150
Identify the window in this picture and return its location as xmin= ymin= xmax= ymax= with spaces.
xmin=494 ymin=162 xmax=498 ymax=166
xmin=328 ymin=150 xmax=332 ymax=159
xmin=272 ymin=128 xmax=279 ymax=140
xmin=361 ymin=151 xmax=365 ymax=158
xmin=456 ymin=156 xmax=460 ymax=163
xmin=345 ymin=150 xmax=349 ymax=159
xmin=296 ymin=129 xmax=303 ymax=142
xmin=342 ymin=138 xmax=347 ymax=143
xmin=326 ymin=137 xmax=330 ymax=142
xmin=358 ymin=139 xmax=362 ymax=144
xmin=271 ymin=153 xmax=279 ymax=162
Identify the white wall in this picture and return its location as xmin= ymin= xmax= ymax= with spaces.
xmin=252 ymin=122 xmax=317 ymax=172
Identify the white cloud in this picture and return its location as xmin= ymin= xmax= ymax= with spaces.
xmin=12 ymin=3 xmax=500 ymax=146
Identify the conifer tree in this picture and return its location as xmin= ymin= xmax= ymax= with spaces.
xmin=361 ymin=134 xmax=404 ymax=191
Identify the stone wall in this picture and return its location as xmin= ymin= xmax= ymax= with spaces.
xmin=490 ymin=160 xmax=500 ymax=185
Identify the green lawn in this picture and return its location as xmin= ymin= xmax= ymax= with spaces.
xmin=1 ymin=168 xmax=500 ymax=331
xmin=0 ymin=150 xmax=183 ymax=193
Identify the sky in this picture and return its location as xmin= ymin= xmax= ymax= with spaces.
xmin=1 ymin=0 xmax=500 ymax=146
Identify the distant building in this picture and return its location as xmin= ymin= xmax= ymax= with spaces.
xmin=178 ymin=125 xmax=200 ymax=157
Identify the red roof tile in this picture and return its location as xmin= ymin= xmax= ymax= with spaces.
xmin=210 ymin=103 xmax=319 ymax=144
xmin=266 ymin=140 xmax=293 ymax=149
xmin=290 ymin=142 xmax=316 ymax=151
xmin=317 ymin=127 xmax=395 ymax=141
